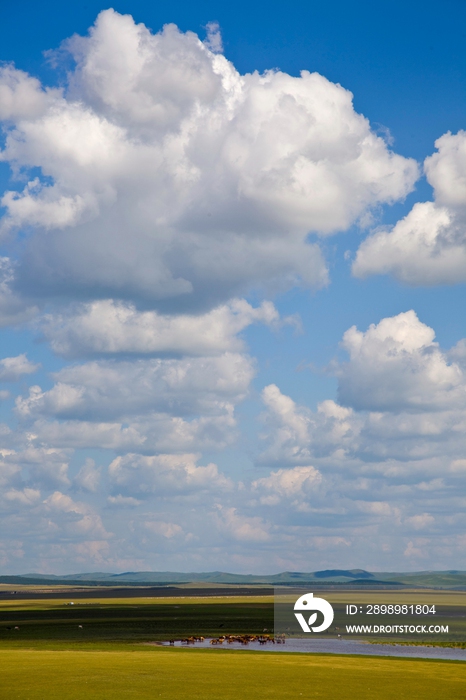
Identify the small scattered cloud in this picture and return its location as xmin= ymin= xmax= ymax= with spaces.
xmin=214 ymin=506 xmax=270 ymax=542
xmin=144 ymin=520 xmax=183 ymax=538
xmin=4 ymin=487 xmax=41 ymax=506
xmin=74 ymin=458 xmax=100 ymax=493
xmin=0 ymin=354 xmax=40 ymax=382
xmin=204 ymin=21 xmax=223 ymax=53
xmin=252 ymin=466 xmax=322 ymax=506
xmin=107 ymin=495 xmax=142 ymax=508
xmin=405 ymin=514 xmax=435 ymax=530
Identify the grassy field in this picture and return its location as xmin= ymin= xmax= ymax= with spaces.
xmin=1 ymin=589 xmax=465 ymax=699
xmin=1 ymin=646 xmax=465 ymax=700
xmin=2 ymin=590 xmax=466 ymax=643
xmin=313 ymin=590 xmax=466 ymax=606
xmin=276 ymin=590 xmax=466 ymax=645
xmin=0 ymin=595 xmax=274 ymax=643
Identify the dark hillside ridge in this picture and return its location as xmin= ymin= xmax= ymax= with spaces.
xmin=313 ymin=569 xmax=374 ymax=579
xmin=1 ymin=569 xmax=466 ymax=589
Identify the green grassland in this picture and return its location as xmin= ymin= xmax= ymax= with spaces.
xmin=1 ymin=647 xmax=466 ymax=700
xmin=0 ymin=595 xmax=274 ymax=644
xmin=1 ymin=590 xmax=466 ymax=699
xmin=2 ymin=590 xmax=466 ymax=644
xmin=277 ymin=590 xmax=466 ymax=646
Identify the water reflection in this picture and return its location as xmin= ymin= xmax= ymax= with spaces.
xmin=163 ymin=637 xmax=466 ymax=660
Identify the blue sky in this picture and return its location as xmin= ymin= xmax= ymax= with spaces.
xmin=1 ymin=1 xmax=466 ymax=574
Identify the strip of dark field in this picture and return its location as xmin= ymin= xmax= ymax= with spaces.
xmin=0 ymin=586 xmax=275 ymax=600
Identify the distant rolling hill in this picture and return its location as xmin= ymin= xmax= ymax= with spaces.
xmin=1 ymin=569 xmax=466 ymax=589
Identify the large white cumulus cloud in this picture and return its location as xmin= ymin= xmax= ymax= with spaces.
xmin=7 ymin=10 xmax=465 ymax=574
xmin=12 ymin=352 xmax=253 ymax=454
xmin=108 ymin=452 xmax=233 ymax=496
xmin=0 ymin=9 xmax=417 ymax=311
xmin=260 ymin=311 xmax=466 ymax=469
xmin=41 ymin=298 xmax=281 ymax=358
xmin=15 ymin=353 xmax=254 ymax=421
xmin=353 ymin=131 xmax=466 ymax=284
xmin=255 ymin=311 xmax=466 ymax=570
xmin=337 ymin=310 xmax=465 ymax=411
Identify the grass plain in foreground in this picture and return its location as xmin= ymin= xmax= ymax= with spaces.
xmin=1 ymin=647 xmax=466 ymax=700
xmin=1 ymin=590 xmax=466 ymax=700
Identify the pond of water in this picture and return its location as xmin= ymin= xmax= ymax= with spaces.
xmin=162 ymin=637 xmax=466 ymax=661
